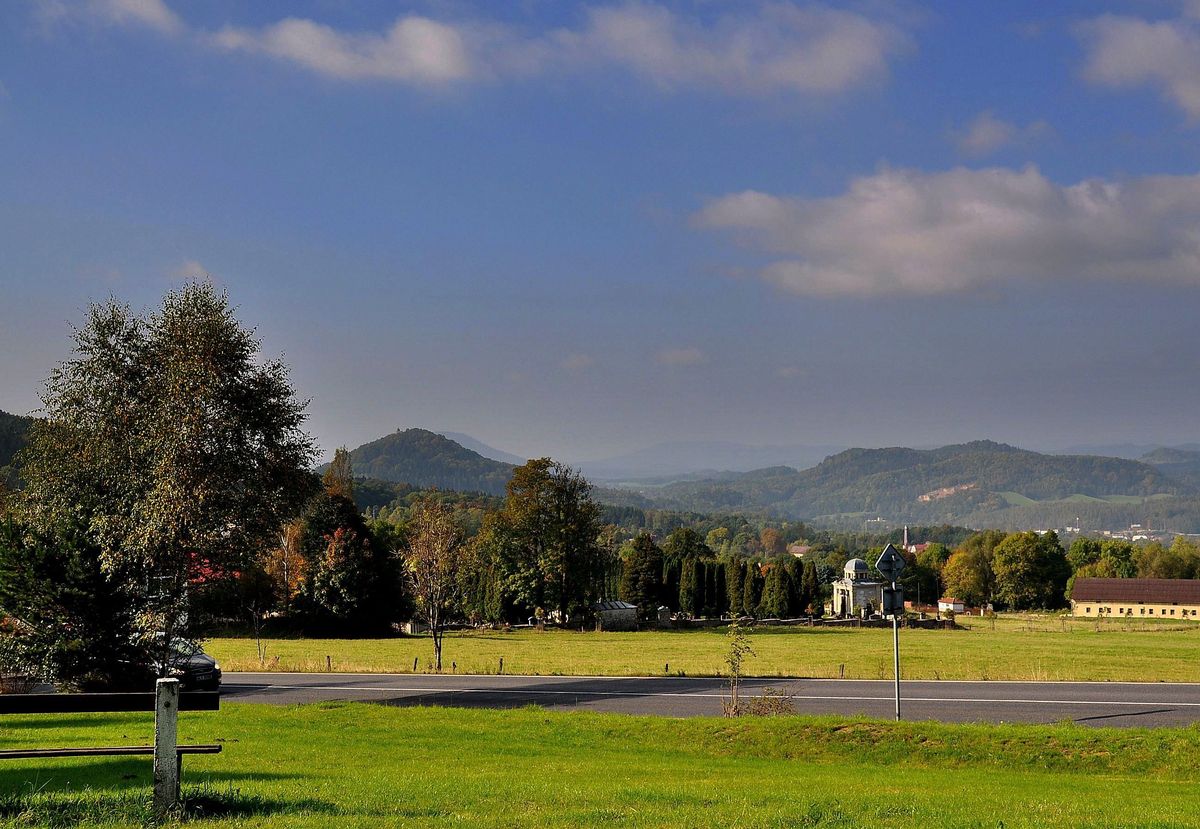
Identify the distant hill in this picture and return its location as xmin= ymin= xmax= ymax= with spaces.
xmin=639 ymin=440 xmax=1192 ymax=526
xmin=435 ymin=431 xmax=527 ymax=466
xmin=0 ymin=409 xmax=34 ymax=479
xmin=1141 ymin=447 xmax=1200 ymax=490
xmin=344 ymin=428 xmax=515 ymax=496
xmin=576 ymin=440 xmax=845 ymax=482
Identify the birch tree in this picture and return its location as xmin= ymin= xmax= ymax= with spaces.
xmin=406 ymin=498 xmax=464 ymax=671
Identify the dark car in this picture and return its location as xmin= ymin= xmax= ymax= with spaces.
xmin=151 ymin=639 xmax=223 ymax=691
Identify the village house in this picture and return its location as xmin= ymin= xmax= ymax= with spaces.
xmin=1069 ymin=578 xmax=1200 ymax=620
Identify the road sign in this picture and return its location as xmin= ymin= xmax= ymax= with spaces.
xmin=882 ymin=585 xmax=904 ymax=616
xmin=876 ymin=543 xmax=906 ymax=582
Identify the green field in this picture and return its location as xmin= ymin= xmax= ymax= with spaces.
xmin=5 ymin=703 xmax=1200 ymax=827
xmin=208 ymin=614 xmax=1200 ymax=682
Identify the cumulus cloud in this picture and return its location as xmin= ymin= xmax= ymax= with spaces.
xmin=81 ymin=1 xmax=907 ymax=95
xmin=695 ymin=165 xmax=1200 ymax=297
xmin=37 ymin=0 xmax=183 ymax=34
xmin=656 ymin=347 xmax=706 ymax=366
xmin=559 ymin=3 xmax=908 ymax=95
xmin=1077 ymin=11 xmax=1200 ymax=119
xmin=211 ymin=16 xmax=473 ymax=83
xmin=953 ymin=110 xmax=1050 ymax=157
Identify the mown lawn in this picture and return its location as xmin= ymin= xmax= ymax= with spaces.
xmin=207 ymin=614 xmax=1200 ymax=682
xmin=4 ymin=703 xmax=1200 ymax=827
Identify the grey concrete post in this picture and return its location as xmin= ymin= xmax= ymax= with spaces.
xmin=153 ymin=678 xmax=180 ymax=818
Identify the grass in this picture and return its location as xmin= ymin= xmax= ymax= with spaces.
xmin=5 ymin=703 xmax=1200 ymax=827
xmin=208 ymin=614 xmax=1200 ymax=682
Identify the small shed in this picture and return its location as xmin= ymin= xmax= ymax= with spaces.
xmin=593 ymin=600 xmax=638 ymax=631
xmin=938 ymin=597 xmax=965 ymax=613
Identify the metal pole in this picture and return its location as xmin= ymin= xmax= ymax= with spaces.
xmin=892 ymin=580 xmax=901 ymax=721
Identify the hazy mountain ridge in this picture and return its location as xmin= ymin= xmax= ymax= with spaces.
xmin=1140 ymin=447 xmax=1200 ymax=490
xmin=435 ymin=431 xmax=527 ymax=466
xmin=638 ymin=440 xmax=1191 ymax=524
xmin=574 ymin=440 xmax=845 ymax=481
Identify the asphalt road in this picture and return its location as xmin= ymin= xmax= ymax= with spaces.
xmin=222 ymin=672 xmax=1200 ymax=727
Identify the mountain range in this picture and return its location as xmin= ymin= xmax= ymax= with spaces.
xmin=634 ymin=440 xmax=1192 ymax=527
xmin=9 ymin=407 xmax=1200 ymax=531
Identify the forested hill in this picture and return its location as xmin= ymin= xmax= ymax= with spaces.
xmin=0 ymin=409 xmax=33 ymax=470
xmin=642 ymin=440 xmax=1192 ymax=525
xmin=344 ymin=428 xmax=515 ymax=495
xmin=1141 ymin=447 xmax=1200 ymax=490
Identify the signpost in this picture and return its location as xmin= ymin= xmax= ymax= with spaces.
xmin=875 ymin=543 xmax=905 ymax=721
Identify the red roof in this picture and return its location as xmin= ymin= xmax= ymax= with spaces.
xmin=1070 ymin=578 xmax=1200 ymax=604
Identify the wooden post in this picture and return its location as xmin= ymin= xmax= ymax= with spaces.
xmin=153 ymin=678 xmax=180 ymax=818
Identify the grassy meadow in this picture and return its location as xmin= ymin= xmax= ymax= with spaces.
xmin=207 ymin=614 xmax=1200 ymax=682
xmin=5 ymin=703 xmax=1200 ymax=828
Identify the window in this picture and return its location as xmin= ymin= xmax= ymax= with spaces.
xmin=1085 ymin=607 xmax=1092 ymax=613
xmin=1140 ymin=608 xmax=1145 ymax=615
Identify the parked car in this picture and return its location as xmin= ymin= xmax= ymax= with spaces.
xmin=150 ymin=638 xmax=222 ymax=691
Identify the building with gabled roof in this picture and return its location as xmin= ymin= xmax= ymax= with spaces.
xmin=1069 ymin=578 xmax=1200 ymax=619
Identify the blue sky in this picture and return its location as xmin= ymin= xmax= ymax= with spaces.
xmin=4 ymin=0 xmax=1200 ymax=462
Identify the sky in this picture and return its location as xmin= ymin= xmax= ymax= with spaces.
xmin=3 ymin=0 xmax=1200 ymax=463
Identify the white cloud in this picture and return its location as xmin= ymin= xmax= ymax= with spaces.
xmin=37 ymin=0 xmax=183 ymax=35
xmin=656 ymin=347 xmax=706 ymax=366
xmin=560 ymin=353 xmax=595 ymax=371
xmin=953 ymin=110 xmax=1050 ymax=157
xmin=1077 ymin=12 xmax=1200 ymax=119
xmin=209 ymin=2 xmax=909 ymax=94
xmin=211 ymin=16 xmax=472 ymax=83
xmin=171 ymin=259 xmax=211 ymax=280
xmin=695 ymin=165 xmax=1200 ymax=297
xmin=560 ymin=3 xmax=908 ymax=95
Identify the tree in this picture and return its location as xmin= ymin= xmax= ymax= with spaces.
xmin=784 ymin=557 xmax=804 ymax=617
xmin=263 ymin=519 xmax=307 ymax=613
xmin=742 ymin=564 xmax=764 ymax=617
xmin=16 ymin=284 xmax=316 ymax=676
xmin=801 ymin=560 xmax=822 ymax=616
xmin=619 ymin=533 xmax=663 ymax=617
xmin=495 ymin=459 xmax=603 ymax=621
xmin=663 ymin=527 xmax=710 ymax=563
xmin=941 ymin=530 xmax=1006 ymax=607
xmin=322 ymin=447 xmax=355 ymax=501
xmin=758 ymin=564 xmax=788 ymax=618
xmin=992 ymin=531 xmax=1070 ymax=610
xmin=760 ymin=527 xmax=786 ymax=557
xmin=1067 ymin=537 xmax=1103 ymax=572
xmin=678 ymin=556 xmax=700 ymax=616
xmin=726 ymin=559 xmax=746 ymax=616
xmin=0 ymin=519 xmax=143 ymax=689
xmin=296 ymin=491 xmax=401 ymax=633
xmin=406 ymin=498 xmax=465 ymax=671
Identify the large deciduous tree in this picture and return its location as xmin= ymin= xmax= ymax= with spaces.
xmin=17 ymin=283 xmax=317 ymax=673
xmin=485 ymin=458 xmax=603 ymax=621
xmin=992 ymin=531 xmax=1070 ymax=610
